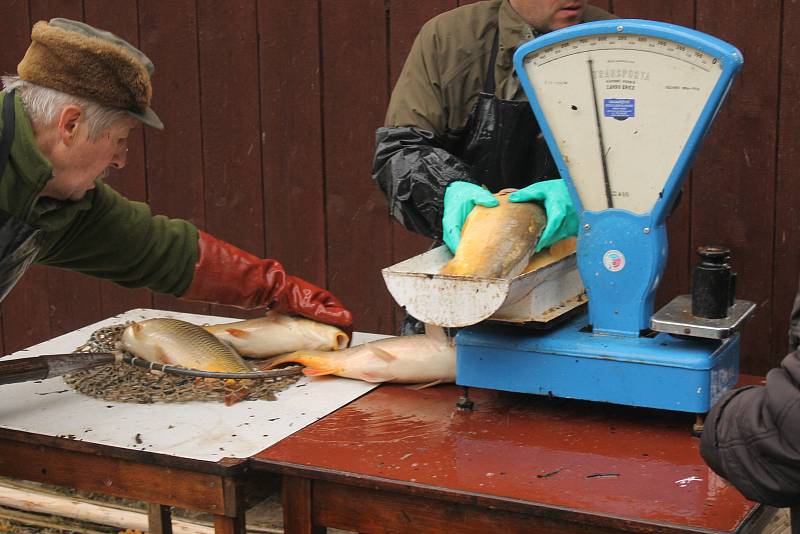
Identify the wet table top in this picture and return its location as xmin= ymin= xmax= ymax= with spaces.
xmin=253 ymin=378 xmax=766 ymax=532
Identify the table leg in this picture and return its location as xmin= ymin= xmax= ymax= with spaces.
xmin=283 ymin=476 xmax=326 ymax=534
xmin=213 ymin=514 xmax=247 ymax=534
xmin=147 ymin=503 xmax=172 ymax=534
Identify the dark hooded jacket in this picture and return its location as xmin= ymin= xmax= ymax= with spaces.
xmin=700 ymin=288 xmax=800 ymax=531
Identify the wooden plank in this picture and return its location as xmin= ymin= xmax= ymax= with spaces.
xmin=212 ymin=515 xmax=246 ymax=534
xmin=321 ymin=0 xmax=394 ymax=335
xmin=0 ymin=267 xmax=52 ymax=354
xmin=282 ymin=476 xmax=325 ymax=534
xmin=613 ymin=3 xmax=696 ymax=312
xmin=386 ymin=1 xmax=453 ymax=332
xmin=589 ymin=0 xmax=612 ymax=12
xmin=147 ymin=503 xmax=173 ymax=534
xmin=258 ymin=1 xmax=327 ymax=289
xmin=0 ymin=428 xmax=250 ymax=476
xmin=196 ymin=0 xmax=262 ymax=320
xmin=0 ymin=0 xmax=32 ymax=356
xmin=772 ymin=0 xmax=800 ymax=364
xmin=312 ymin=480 xmax=692 ymax=534
xmin=84 ymin=0 xmax=153 ymax=319
xmin=139 ymin=0 xmax=209 ymax=316
xmin=695 ymin=0 xmax=781 ymax=375
xmin=0 ymin=4 xmax=66 ymax=354
xmin=0 ymin=0 xmax=30 ymax=76
xmin=0 ymin=439 xmax=229 ymax=513
xmin=26 ymin=2 xmax=104 ymax=342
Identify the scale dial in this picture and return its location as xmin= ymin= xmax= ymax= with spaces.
xmin=521 ymin=31 xmax=725 ymax=214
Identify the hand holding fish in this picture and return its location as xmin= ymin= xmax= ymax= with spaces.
xmin=442 ymin=181 xmax=499 ymax=253
xmin=441 ymin=190 xmax=547 ymax=279
xmin=508 ymin=179 xmax=579 ymax=252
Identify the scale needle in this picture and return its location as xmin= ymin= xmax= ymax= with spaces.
xmin=588 ymin=58 xmax=614 ymax=209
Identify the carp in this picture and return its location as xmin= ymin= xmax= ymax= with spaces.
xmin=522 ymin=236 xmax=577 ymax=273
xmin=204 ymin=311 xmax=349 ymax=358
xmin=440 ymin=190 xmax=546 ymax=279
xmin=120 ymin=318 xmax=252 ymax=374
xmin=263 ymin=326 xmax=455 ymax=386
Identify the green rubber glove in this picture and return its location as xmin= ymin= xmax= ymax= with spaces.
xmin=442 ymin=181 xmax=499 ymax=253
xmin=508 ymin=179 xmax=578 ymax=252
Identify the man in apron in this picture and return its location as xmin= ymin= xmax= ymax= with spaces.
xmin=372 ymin=0 xmax=613 ymax=333
xmin=0 ymin=19 xmax=352 ymax=332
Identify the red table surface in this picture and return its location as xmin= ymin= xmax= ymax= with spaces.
xmin=256 ymin=376 xmax=767 ymax=531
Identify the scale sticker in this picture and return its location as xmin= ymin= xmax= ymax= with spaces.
xmin=603 ymin=250 xmax=626 ymax=272
xmin=604 ymin=98 xmax=635 ymax=120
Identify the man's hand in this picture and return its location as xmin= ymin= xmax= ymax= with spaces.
xmin=181 ymin=231 xmax=353 ymax=332
xmin=442 ymin=181 xmax=499 ymax=253
xmin=508 ymin=179 xmax=578 ymax=252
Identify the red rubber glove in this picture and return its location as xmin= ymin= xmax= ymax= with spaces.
xmin=181 ymin=231 xmax=353 ymax=331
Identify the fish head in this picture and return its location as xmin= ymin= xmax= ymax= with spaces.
xmin=120 ymin=322 xmax=143 ymax=344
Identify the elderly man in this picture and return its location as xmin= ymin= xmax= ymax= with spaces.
xmin=0 ymin=18 xmax=352 ymax=330
xmin=372 ymin=0 xmax=612 ymax=332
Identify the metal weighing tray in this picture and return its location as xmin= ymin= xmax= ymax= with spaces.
xmin=382 ymin=245 xmax=585 ymax=328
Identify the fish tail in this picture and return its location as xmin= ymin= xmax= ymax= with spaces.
xmin=265 ymin=350 xmax=339 ymax=375
xmin=264 ymin=350 xmax=318 ymax=369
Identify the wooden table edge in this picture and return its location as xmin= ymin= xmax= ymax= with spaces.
xmin=251 ymin=457 xmax=775 ymax=534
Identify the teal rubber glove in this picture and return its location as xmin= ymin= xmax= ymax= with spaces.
xmin=442 ymin=181 xmax=499 ymax=253
xmin=508 ymin=179 xmax=578 ymax=252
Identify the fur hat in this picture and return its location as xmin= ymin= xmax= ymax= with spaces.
xmin=17 ymin=18 xmax=163 ymax=129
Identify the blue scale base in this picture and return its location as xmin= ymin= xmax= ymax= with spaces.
xmin=456 ymin=315 xmax=739 ymax=414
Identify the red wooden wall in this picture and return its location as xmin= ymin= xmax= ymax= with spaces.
xmin=0 ymin=0 xmax=796 ymax=376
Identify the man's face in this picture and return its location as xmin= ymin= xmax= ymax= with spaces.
xmin=44 ymin=115 xmax=137 ymax=201
xmin=510 ymin=0 xmax=588 ymax=32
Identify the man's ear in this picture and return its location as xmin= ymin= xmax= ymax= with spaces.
xmin=57 ymin=105 xmax=83 ymax=146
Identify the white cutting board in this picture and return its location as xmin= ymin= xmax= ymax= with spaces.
xmin=0 ymin=309 xmax=385 ymax=462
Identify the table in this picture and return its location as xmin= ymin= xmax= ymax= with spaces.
xmin=0 ymin=309 xmax=381 ymax=534
xmin=253 ymin=381 xmax=776 ymax=533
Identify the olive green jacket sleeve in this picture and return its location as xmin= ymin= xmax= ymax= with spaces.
xmin=36 ymin=182 xmax=199 ymax=295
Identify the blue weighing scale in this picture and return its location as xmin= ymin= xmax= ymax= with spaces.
xmin=455 ymin=20 xmax=754 ymax=418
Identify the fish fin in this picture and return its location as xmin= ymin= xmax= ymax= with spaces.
xmin=423 ymin=324 xmax=450 ymax=344
xmin=224 ymin=328 xmax=248 ymax=338
xmin=302 ymin=368 xmax=336 ymax=377
xmin=155 ymin=346 xmax=172 ymax=364
xmin=369 ymin=346 xmax=397 ymax=363
xmin=360 ymin=372 xmax=392 ymax=383
xmin=263 ymin=350 xmax=310 ymax=369
xmin=407 ymin=379 xmax=443 ymax=390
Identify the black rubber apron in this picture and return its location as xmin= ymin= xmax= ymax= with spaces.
xmin=457 ymin=30 xmax=559 ymax=189
xmin=0 ymin=91 xmax=42 ymax=303
xmin=403 ymin=30 xmax=558 ymax=336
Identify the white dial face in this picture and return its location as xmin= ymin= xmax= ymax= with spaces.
xmin=524 ymin=33 xmax=724 ymax=214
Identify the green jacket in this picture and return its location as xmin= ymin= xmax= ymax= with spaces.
xmin=0 ymin=91 xmax=198 ymax=295
xmin=373 ymin=0 xmax=613 ymax=238
xmin=385 ymin=0 xmax=614 ymax=136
